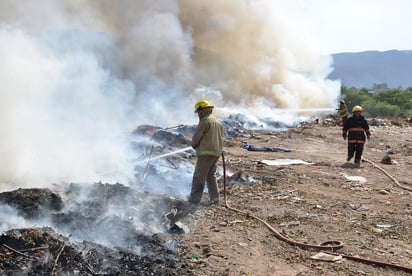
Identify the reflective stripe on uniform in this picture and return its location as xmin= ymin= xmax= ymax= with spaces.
xmin=348 ymin=127 xmax=365 ymax=131
xmin=348 ymin=140 xmax=365 ymax=144
xmin=197 ymin=150 xmax=222 ymax=157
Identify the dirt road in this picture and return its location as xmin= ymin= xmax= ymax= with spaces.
xmin=178 ymin=120 xmax=412 ymax=275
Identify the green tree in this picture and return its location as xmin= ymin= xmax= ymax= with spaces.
xmin=340 ymin=86 xmax=412 ymax=118
xmin=341 ymin=86 xmax=370 ymax=111
xmin=373 ymin=89 xmax=412 ymax=117
xmin=363 ymin=99 xmax=401 ymax=117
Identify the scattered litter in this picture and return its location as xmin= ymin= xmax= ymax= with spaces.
xmin=280 ymin=221 xmax=300 ymax=227
xmin=378 ymin=189 xmax=390 ymax=195
xmin=242 ymin=144 xmax=291 ymax=152
xmin=228 ymin=170 xmax=258 ymax=185
xmin=349 ymin=203 xmax=369 ymax=211
xmin=343 ymin=174 xmax=367 ymax=183
xmin=381 ymin=155 xmax=393 ymax=164
xmin=310 ymin=252 xmax=343 ymax=262
xmin=376 ymin=224 xmax=397 ymax=228
xmin=168 ymin=221 xmax=190 ymax=234
xmin=358 ymin=206 xmax=369 ymax=211
xmin=258 ymin=159 xmax=311 ymax=166
xmin=229 ymin=220 xmax=245 ymax=225
xmin=229 ymin=170 xmax=248 ymax=182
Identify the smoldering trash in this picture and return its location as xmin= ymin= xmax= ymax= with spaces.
xmin=0 ymin=114 xmax=301 ymax=275
xmin=0 ymin=184 xmax=193 ymax=275
xmin=0 ymin=124 xmax=196 ymax=275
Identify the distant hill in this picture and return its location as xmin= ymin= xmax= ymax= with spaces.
xmin=328 ymin=50 xmax=412 ymax=88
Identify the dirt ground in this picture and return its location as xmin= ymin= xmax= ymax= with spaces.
xmin=176 ymin=119 xmax=412 ymax=276
xmin=1 ymin=118 xmax=411 ymax=275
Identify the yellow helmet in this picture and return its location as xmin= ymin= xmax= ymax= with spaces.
xmin=340 ymin=99 xmax=345 ymax=104
xmin=352 ymin=105 xmax=363 ymax=112
xmin=194 ymin=100 xmax=213 ymax=112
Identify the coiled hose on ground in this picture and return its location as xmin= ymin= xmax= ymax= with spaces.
xmin=221 ymin=153 xmax=412 ymax=274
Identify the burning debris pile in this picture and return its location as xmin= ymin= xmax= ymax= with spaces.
xmin=0 ymin=227 xmax=191 ymax=275
xmin=0 ymin=184 xmax=192 ymax=275
xmin=131 ymin=119 xmax=276 ymax=195
xmin=132 ymin=124 xmax=196 ymax=197
xmin=222 ymin=113 xmax=290 ymax=134
xmin=0 ymin=115 xmax=296 ymax=275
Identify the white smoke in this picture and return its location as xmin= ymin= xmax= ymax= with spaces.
xmin=0 ymin=27 xmax=137 ymax=186
xmin=0 ymin=205 xmax=29 ymax=232
xmin=0 ymin=0 xmax=340 ymax=187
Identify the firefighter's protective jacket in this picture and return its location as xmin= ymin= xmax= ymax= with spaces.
xmin=339 ymin=104 xmax=349 ymax=118
xmin=192 ymin=112 xmax=224 ymax=157
xmin=342 ymin=115 xmax=370 ymax=144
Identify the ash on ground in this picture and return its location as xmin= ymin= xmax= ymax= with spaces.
xmin=0 ymin=183 xmax=193 ymax=275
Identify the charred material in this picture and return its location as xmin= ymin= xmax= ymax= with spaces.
xmin=0 ymin=188 xmax=63 ymax=218
xmin=134 ymin=124 xmax=193 ymax=148
xmin=0 ymin=183 xmax=194 ymax=275
xmin=0 ymin=227 xmax=192 ymax=275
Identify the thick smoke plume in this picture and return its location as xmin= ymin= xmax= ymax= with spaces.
xmin=0 ymin=0 xmax=339 ymax=186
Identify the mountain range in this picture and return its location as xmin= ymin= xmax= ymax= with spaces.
xmin=328 ymin=50 xmax=412 ymax=89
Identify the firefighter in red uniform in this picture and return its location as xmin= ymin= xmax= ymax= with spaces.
xmin=342 ymin=105 xmax=371 ymax=166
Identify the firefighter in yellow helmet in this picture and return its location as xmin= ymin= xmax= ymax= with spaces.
xmin=338 ymin=99 xmax=349 ymax=126
xmin=189 ymin=100 xmax=224 ymax=205
xmin=342 ymin=105 xmax=371 ymax=167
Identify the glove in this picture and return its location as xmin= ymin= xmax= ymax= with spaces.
xmin=342 ymin=133 xmax=347 ymax=140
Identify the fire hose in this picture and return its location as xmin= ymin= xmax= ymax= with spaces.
xmin=363 ymin=158 xmax=412 ymax=193
xmin=220 ymin=152 xmax=412 ymax=274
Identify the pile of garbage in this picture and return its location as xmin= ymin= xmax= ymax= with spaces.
xmin=0 ymin=114 xmax=294 ymax=274
xmin=0 ymin=184 xmax=192 ymax=275
xmin=0 ymin=227 xmax=191 ymax=275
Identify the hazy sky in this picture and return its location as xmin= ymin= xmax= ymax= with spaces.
xmin=277 ymin=0 xmax=412 ymax=54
